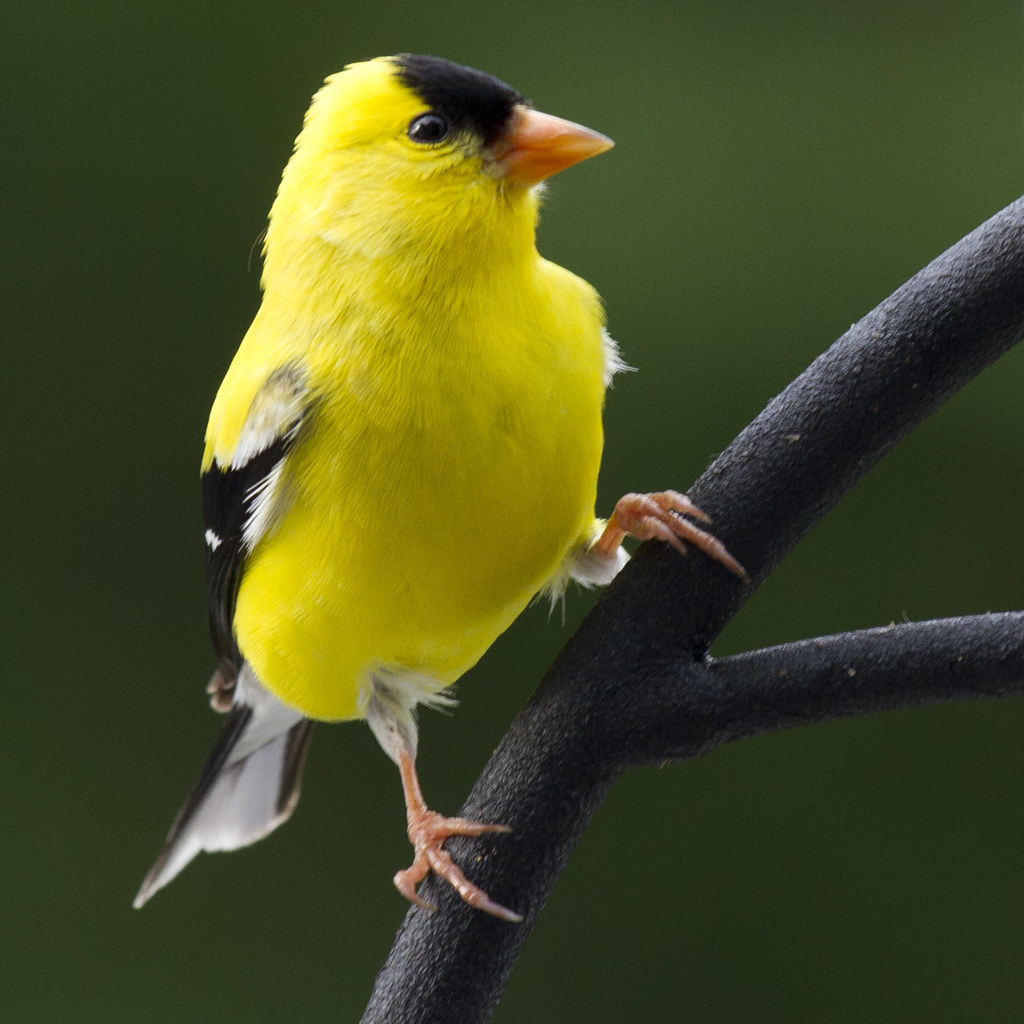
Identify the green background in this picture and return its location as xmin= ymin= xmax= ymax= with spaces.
xmin=5 ymin=0 xmax=1024 ymax=1020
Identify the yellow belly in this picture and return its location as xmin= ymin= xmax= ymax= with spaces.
xmin=232 ymin=314 xmax=606 ymax=720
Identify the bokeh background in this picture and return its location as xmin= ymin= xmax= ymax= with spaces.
xmin=5 ymin=1 xmax=1024 ymax=1020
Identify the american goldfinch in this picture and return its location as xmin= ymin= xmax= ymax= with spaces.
xmin=134 ymin=54 xmax=744 ymax=921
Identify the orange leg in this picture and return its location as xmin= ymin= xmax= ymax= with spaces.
xmin=393 ymin=752 xmax=522 ymax=923
xmin=594 ymin=490 xmax=748 ymax=581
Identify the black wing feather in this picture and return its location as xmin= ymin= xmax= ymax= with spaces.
xmin=202 ymin=438 xmax=290 ymax=672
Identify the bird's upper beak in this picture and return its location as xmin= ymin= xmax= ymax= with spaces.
xmin=488 ymin=104 xmax=613 ymax=184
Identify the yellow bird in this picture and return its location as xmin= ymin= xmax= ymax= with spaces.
xmin=134 ymin=54 xmax=743 ymax=920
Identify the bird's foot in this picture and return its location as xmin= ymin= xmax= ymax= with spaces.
xmin=594 ymin=490 xmax=748 ymax=581
xmin=394 ymin=808 xmax=522 ymax=923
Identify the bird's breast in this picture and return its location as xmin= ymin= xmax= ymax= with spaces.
xmin=234 ymin=274 xmax=607 ymax=719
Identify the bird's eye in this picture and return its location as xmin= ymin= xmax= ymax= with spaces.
xmin=407 ymin=112 xmax=451 ymax=145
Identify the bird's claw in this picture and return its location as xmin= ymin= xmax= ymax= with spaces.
xmin=596 ymin=490 xmax=748 ymax=581
xmin=395 ymin=809 xmax=522 ymax=923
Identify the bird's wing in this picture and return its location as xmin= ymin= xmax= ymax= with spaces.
xmin=202 ymin=363 xmax=310 ymax=679
xmin=131 ymin=364 xmax=317 ymax=909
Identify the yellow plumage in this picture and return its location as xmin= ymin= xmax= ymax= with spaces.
xmin=204 ymin=58 xmax=609 ymax=720
xmin=136 ymin=55 xmax=740 ymax=918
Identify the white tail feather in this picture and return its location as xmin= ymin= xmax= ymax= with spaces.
xmin=134 ymin=666 xmax=312 ymax=908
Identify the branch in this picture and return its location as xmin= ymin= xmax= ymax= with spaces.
xmin=361 ymin=197 xmax=1024 ymax=1023
xmin=621 ymin=612 xmax=1024 ymax=766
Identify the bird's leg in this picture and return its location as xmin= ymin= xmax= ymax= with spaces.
xmin=593 ymin=490 xmax=748 ymax=581
xmin=393 ymin=751 xmax=523 ymax=923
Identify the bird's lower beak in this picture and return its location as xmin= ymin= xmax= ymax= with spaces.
xmin=489 ymin=104 xmax=613 ymax=184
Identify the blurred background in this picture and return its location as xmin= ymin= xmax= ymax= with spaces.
xmin=4 ymin=0 xmax=1024 ymax=1020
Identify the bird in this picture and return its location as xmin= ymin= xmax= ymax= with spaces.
xmin=133 ymin=53 xmax=745 ymax=921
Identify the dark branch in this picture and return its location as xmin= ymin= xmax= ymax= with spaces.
xmin=361 ymin=198 xmax=1024 ymax=1024
xmin=618 ymin=612 xmax=1024 ymax=767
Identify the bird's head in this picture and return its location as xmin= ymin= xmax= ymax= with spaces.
xmin=264 ymin=55 xmax=612 ymax=279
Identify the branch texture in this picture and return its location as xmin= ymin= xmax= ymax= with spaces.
xmin=361 ymin=197 xmax=1024 ymax=1024
xmin=625 ymin=612 xmax=1024 ymax=766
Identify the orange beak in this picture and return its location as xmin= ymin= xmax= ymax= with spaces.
xmin=489 ymin=104 xmax=613 ymax=184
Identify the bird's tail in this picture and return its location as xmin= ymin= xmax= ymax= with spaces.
xmin=133 ymin=664 xmax=314 ymax=908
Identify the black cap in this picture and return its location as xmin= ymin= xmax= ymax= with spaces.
xmin=392 ymin=54 xmax=524 ymax=146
